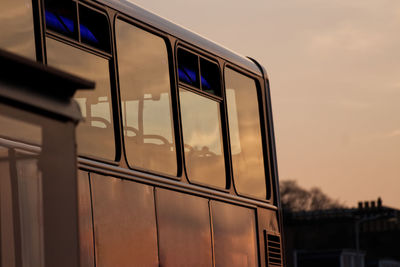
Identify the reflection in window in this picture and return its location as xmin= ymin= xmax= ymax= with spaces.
xmin=79 ymin=5 xmax=110 ymax=52
xmin=177 ymin=49 xmax=221 ymax=96
xmin=44 ymin=0 xmax=78 ymax=39
xmin=0 ymin=0 xmax=36 ymax=59
xmin=116 ymin=19 xmax=177 ymax=175
xmin=178 ymin=49 xmax=199 ymax=88
xmin=179 ymin=89 xmax=225 ymax=188
xmin=225 ymin=68 xmax=267 ymax=199
xmin=200 ymin=58 xmax=220 ymax=95
xmin=44 ymin=0 xmax=110 ymax=52
xmin=46 ymin=38 xmax=115 ymax=160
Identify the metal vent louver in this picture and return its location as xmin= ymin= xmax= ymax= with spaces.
xmin=265 ymin=232 xmax=283 ymax=267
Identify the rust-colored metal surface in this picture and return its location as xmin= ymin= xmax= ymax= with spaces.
xmin=77 ymin=171 xmax=95 ymax=267
xmin=257 ymin=208 xmax=279 ymax=234
xmin=211 ymin=200 xmax=259 ymax=267
xmin=156 ymin=188 xmax=213 ymax=267
xmin=91 ymin=173 xmax=158 ymax=267
xmin=257 ymin=208 xmax=280 ymax=267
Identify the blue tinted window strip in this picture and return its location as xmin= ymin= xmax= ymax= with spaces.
xmin=46 ymin=11 xmax=100 ymax=46
xmin=179 ymin=69 xmax=191 ymax=84
xmin=179 ymin=67 xmax=198 ymax=86
xmin=45 ymin=11 xmax=68 ymax=34
xmin=55 ymin=14 xmax=73 ymax=35
xmin=80 ymin=24 xmax=99 ymax=44
xmin=45 ymin=11 xmax=76 ymax=37
xmin=60 ymin=16 xmax=75 ymax=33
xmin=201 ymin=76 xmax=211 ymax=90
xmin=185 ymin=68 xmax=197 ymax=83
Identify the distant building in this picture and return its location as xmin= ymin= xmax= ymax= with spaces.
xmin=295 ymin=249 xmax=365 ymax=267
xmin=284 ymin=198 xmax=400 ymax=267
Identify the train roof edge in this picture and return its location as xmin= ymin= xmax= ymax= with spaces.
xmin=97 ymin=0 xmax=263 ymax=76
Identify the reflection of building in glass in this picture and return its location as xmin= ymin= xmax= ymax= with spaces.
xmin=284 ymin=198 xmax=400 ymax=267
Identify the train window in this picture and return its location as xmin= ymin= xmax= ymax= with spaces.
xmin=178 ymin=48 xmax=225 ymax=188
xmin=225 ymin=68 xmax=267 ymax=199
xmin=44 ymin=0 xmax=78 ymax=40
xmin=0 ymin=0 xmax=36 ymax=59
xmin=45 ymin=1 xmax=110 ymax=52
xmin=79 ymin=5 xmax=110 ymax=52
xmin=46 ymin=38 xmax=115 ymax=160
xmin=116 ymin=19 xmax=177 ymax=175
xmin=179 ymin=89 xmax=226 ymax=188
xmin=177 ymin=49 xmax=220 ymax=96
xmin=178 ymin=49 xmax=199 ymax=88
xmin=200 ymin=58 xmax=220 ymax=95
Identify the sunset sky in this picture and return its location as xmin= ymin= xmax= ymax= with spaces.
xmin=130 ymin=0 xmax=400 ymax=208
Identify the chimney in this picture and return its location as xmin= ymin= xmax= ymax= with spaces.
xmin=364 ymin=201 xmax=369 ymax=209
xmin=371 ymin=201 xmax=376 ymax=208
xmin=358 ymin=202 xmax=363 ymax=209
xmin=377 ymin=197 xmax=382 ymax=208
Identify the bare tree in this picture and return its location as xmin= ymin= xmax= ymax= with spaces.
xmin=280 ymin=180 xmax=344 ymax=212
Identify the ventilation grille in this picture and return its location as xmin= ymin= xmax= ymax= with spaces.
xmin=265 ymin=232 xmax=283 ymax=267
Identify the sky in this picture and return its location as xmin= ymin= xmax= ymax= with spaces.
xmin=129 ymin=0 xmax=400 ymax=209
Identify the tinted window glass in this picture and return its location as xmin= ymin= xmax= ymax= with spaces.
xmin=200 ymin=58 xmax=220 ymax=95
xmin=116 ymin=19 xmax=177 ymax=175
xmin=46 ymin=38 xmax=115 ymax=160
xmin=179 ymin=89 xmax=225 ymax=188
xmin=45 ymin=0 xmax=78 ymax=39
xmin=178 ymin=49 xmax=199 ymax=88
xmin=225 ymin=68 xmax=267 ymax=199
xmin=0 ymin=0 xmax=36 ymax=59
xmin=79 ymin=5 xmax=110 ymax=52
xmin=156 ymin=188 xmax=212 ymax=266
xmin=177 ymin=50 xmax=220 ymax=96
xmin=211 ymin=201 xmax=258 ymax=267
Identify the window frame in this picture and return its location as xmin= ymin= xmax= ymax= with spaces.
xmin=44 ymin=0 xmax=112 ymax=56
xmin=176 ymin=46 xmax=223 ymax=101
xmin=41 ymin=0 xmax=274 ymax=203
xmin=114 ymin=14 xmax=183 ymax=180
xmin=223 ymin=63 xmax=273 ymax=202
xmin=175 ymin=43 xmax=231 ymax=192
xmin=43 ymin=1 xmax=120 ymax=165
